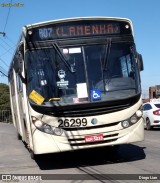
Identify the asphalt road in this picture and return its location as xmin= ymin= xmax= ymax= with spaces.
xmin=0 ymin=123 xmax=160 ymax=183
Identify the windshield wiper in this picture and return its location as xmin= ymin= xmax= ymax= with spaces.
xmin=103 ymin=38 xmax=112 ymax=70
xmin=100 ymin=39 xmax=112 ymax=91
xmin=52 ymin=42 xmax=75 ymax=73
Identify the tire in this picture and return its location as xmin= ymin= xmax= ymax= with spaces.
xmin=146 ymin=118 xmax=152 ymax=130
xmin=30 ymin=150 xmax=35 ymax=160
xmin=17 ymin=131 xmax=22 ymax=140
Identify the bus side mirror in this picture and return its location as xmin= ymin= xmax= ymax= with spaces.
xmin=137 ymin=53 xmax=144 ymax=71
xmin=13 ymin=52 xmax=26 ymax=83
xmin=13 ymin=41 xmax=26 ymax=83
xmin=14 ymin=53 xmax=23 ymax=73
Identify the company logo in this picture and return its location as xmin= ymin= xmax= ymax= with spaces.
xmin=91 ymin=118 xmax=97 ymax=125
xmin=2 ymin=175 xmax=12 ymax=181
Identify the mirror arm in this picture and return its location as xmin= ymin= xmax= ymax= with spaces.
xmin=18 ymin=73 xmax=27 ymax=84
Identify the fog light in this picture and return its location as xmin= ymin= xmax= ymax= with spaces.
xmin=122 ymin=120 xmax=130 ymax=128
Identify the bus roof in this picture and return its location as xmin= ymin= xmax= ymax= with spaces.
xmin=24 ymin=16 xmax=133 ymax=30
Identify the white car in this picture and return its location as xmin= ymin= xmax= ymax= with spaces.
xmin=143 ymin=99 xmax=160 ymax=130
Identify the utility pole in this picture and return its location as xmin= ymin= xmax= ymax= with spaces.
xmin=0 ymin=31 xmax=8 ymax=77
xmin=0 ymin=32 xmax=5 ymax=37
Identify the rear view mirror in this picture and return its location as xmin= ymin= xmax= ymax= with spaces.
xmin=13 ymin=41 xmax=26 ymax=83
xmin=13 ymin=52 xmax=26 ymax=83
xmin=13 ymin=53 xmax=23 ymax=74
xmin=137 ymin=53 xmax=144 ymax=71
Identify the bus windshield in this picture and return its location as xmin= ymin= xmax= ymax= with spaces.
xmin=26 ymin=42 xmax=140 ymax=106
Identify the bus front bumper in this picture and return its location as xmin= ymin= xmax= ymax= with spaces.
xmin=32 ymin=118 xmax=144 ymax=154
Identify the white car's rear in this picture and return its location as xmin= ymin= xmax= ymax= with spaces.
xmin=143 ymin=99 xmax=160 ymax=130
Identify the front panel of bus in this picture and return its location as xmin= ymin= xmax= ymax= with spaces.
xmin=23 ymin=19 xmax=144 ymax=154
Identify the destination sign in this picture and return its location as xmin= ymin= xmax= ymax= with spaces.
xmin=28 ymin=20 xmax=132 ymax=41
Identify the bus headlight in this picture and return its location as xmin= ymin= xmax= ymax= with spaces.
xmin=54 ymin=127 xmax=63 ymax=136
xmin=121 ymin=108 xmax=142 ymax=129
xmin=130 ymin=115 xmax=137 ymax=124
xmin=43 ymin=124 xmax=53 ymax=134
xmin=121 ymin=120 xmax=130 ymax=128
xmin=32 ymin=116 xmax=63 ymax=136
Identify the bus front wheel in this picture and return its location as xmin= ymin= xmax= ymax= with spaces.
xmin=30 ymin=150 xmax=35 ymax=160
xmin=17 ymin=131 xmax=22 ymax=140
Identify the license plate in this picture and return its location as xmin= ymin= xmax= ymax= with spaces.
xmin=85 ymin=134 xmax=104 ymax=143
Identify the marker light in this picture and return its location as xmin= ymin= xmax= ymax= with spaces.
xmin=28 ymin=30 xmax=32 ymax=35
xmin=125 ymin=25 xmax=129 ymax=29
xmin=136 ymin=110 xmax=143 ymax=117
xmin=34 ymin=120 xmax=43 ymax=128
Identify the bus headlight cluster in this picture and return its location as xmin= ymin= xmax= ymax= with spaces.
xmin=121 ymin=109 xmax=142 ymax=129
xmin=32 ymin=116 xmax=63 ymax=136
xmin=121 ymin=120 xmax=130 ymax=128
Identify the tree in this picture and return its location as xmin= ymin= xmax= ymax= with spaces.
xmin=0 ymin=83 xmax=10 ymax=109
xmin=0 ymin=83 xmax=11 ymax=122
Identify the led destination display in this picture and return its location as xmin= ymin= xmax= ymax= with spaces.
xmin=27 ymin=20 xmax=132 ymax=41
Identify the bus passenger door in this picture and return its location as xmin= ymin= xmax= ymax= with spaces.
xmin=16 ymin=74 xmax=26 ymax=141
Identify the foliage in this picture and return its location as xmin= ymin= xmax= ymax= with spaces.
xmin=0 ymin=83 xmax=11 ymax=123
xmin=0 ymin=83 xmax=10 ymax=108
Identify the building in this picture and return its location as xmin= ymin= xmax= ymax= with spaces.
xmin=149 ymin=85 xmax=160 ymax=99
xmin=149 ymin=86 xmax=156 ymax=99
xmin=143 ymin=85 xmax=160 ymax=103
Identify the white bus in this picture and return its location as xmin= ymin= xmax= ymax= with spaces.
xmin=8 ymin=17 xmax=144 ymax=159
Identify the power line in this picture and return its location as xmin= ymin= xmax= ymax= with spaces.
xmin=5 ymin=35 xmax=16 ymax=46
xmin=0 ymin=32 xmax=5 ymax=37
xmin=0 ymin=65 xmax=8 ymax=77
xmin=3 ymin=0 xmax=12 ymax=32
xmin=0 ymin=37 xmax=15 ymax=50
xmin=0 ymin=31 xmax=10 ymax=78
xmin=0 ymin=57 xmax=9 ymax=68
xmin=0 ymin=47 xmax=15 ymax=58
xmin=0 ymin=42 xmax=14 ymax=55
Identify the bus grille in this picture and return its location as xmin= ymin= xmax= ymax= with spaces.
xmin=68 ymin=133 xmax=118 ymax=146
xmin=63 ymin=122 xmax=119 ymax=131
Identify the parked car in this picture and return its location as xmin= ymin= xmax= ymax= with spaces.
xmin=143 ymin=99 xmax=160 ymax=130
